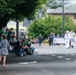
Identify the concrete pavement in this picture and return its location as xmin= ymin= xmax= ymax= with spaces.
xmin=32 ymin=44 xmax=76 ymax=54
xmin=1 ymin=43 xmax=76 ymax=64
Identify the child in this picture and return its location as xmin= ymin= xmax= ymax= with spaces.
xmin=0 ymin=34 xmax=10 ymax=67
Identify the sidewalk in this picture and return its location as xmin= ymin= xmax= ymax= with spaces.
xmin=2 ymin=44 xmax=76 ymax=64
xmin=32 ymin=44 xmax=76 ymax=54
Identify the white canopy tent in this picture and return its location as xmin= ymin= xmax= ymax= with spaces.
xmin=7 ymin=21 xmax=27 ymax=30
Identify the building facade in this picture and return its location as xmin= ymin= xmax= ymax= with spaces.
xmin=47 ymin=6 xmax=76 ymax=24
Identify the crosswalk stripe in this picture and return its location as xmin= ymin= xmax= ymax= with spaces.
xmin=19 ymin=61 xmax=37 ymax=65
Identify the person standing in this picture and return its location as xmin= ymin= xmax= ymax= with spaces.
xmin=64 ymin=31 xmax=70 ymax=48
xmin=69 ymin=30 xmax=75 ymax=47
xmin=48 ymin=32 xmax=54 ymax=46
xmin=0 ymin=34 xmax=10 ymax=67
xmin=38 ymin=34 xmax=43 ymax=46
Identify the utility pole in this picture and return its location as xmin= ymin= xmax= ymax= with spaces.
xmin=62 ymin=0 xmax=64 ymax=37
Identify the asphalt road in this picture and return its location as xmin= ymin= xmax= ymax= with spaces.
xmin=0 ymin=44 xmax=76 ymax=75
xmin=0 ymin=54 xmax=76 ymax=75
xmin=1 ymin=61 xmax=76 ymax=75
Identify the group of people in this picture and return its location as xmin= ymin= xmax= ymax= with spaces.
xmin=37 ymin=32 xmax=55 ymax=46
xmin=38 ymin=30 xmax=76 ymax=48
xmin=14 ymin=36 xmax=35 ymax=56
xmin=0 ymin=27 xmax=75 ymax=67
xmin=0 ymin=27 xmax=35 ymax=67
xmin=64 ymin=30 xmax=76 ymax=48
xmin=0 ymin=28 xmax=15 ymax=67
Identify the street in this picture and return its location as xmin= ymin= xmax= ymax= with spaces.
xmin=0 ymin=44 xmax=76 ymax=75
xmin=0 ymin=61 xmax=76 ymax=75
xmin=32 ymin=44 xmax=76 ymax=54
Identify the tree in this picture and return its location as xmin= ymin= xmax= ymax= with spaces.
xmin=27 ymin=16 xmax=62 ymax=39
xmin=0 ymin=0 xmax=43 ymax=30
xmin=27 ymin=16 xmax=76 ymax=39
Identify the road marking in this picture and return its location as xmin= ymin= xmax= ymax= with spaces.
xmin=74 ymin=60 xmax=76 ymax=62
xmin=70 ymin=54 xmax=76 ymax=56
xmin=73 ymin=74 xmax=76 ymax=75
xmin=65 ymin=58 xmax=71 ymax=60
xmin=57 ymin=56 xmax=63 ymax=58
xmin=51 ymin=54 xmax=56 ymax=56
xmin=19 ymin=61 xmax=37 ymax=65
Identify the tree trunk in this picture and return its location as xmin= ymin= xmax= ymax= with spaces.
xmin=16 ymin=20 xmax=19 ymax=40
xmin=0 ymin=18 xmax=8 ymax=30
xmin=0 ymin=18 xmax=8 ymax=40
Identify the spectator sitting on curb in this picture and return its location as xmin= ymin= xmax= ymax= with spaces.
xmin=13 ymin=41 xmax=24 ymax=56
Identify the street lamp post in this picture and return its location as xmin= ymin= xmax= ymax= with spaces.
xmin=16 ymin=20 xmax=19 ymax=40
xmin=62 ymin=0 xmax=64 ymax=37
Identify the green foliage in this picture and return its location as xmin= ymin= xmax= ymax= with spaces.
xmin=0 ymin=0 xmax=42 ymax=29
xmin=64 ymin=16 xmax=76 ymax=32
xmin=27 ymin=16 xmax=76 ymax=39
xmin=40 ymin=0 xmax=46 ymax=4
